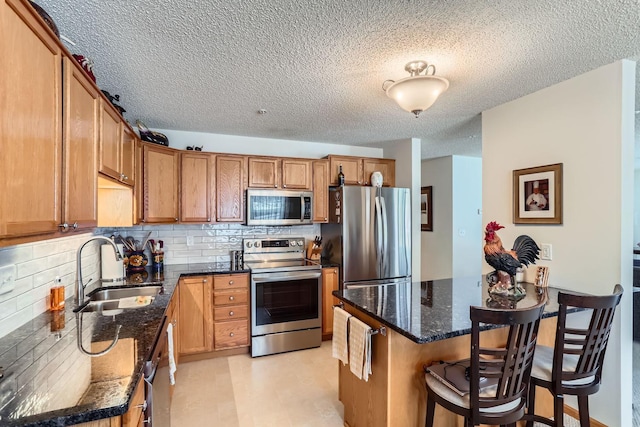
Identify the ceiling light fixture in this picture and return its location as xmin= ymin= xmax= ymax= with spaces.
xmin=382 ymin=60 xmax=449 ymax=118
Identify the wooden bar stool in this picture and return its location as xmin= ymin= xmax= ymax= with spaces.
xmin=424 ymin=300 xmax=546 ymax=427
xmin=525 ymin=284 xmax=623 ymax=427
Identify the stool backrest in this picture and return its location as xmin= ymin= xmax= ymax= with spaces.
xmin=469 ymin=299 xmax=546 ymax=425
xmin=553 ymin=284 xmax=623 ymax=395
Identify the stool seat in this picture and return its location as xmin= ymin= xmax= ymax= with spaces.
xmin=530 ymin=345 xmax=595 ymax=387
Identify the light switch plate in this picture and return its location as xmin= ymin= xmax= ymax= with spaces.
xmin=0 ymin=264 xmax=17 ymax=295
xmin=540 ymin=244 xmax=552 ymax=260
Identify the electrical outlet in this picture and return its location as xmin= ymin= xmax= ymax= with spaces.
xmin=540 ymin=243 xmax=552 ymax=260
xmin=458 ymin=228 xmax=466 ymax=237
xmin=0 ymin=264 xmax=17 ymax=295
xmin=186 ymin=235 xmax=194 ymax=246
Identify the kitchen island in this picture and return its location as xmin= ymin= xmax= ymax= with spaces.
xmin=0 ymin=263 xmax=248 ymax=427
xmin=333 ymin=278 xmax=564 ymax=427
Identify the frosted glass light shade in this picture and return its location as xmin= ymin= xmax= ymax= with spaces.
xmin=385 ymin=75 xmax=449 ymax=116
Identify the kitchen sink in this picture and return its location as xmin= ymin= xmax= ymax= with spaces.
xmin=75 ymin=285 xmax=162 ymax=314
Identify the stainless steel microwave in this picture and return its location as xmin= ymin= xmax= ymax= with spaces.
xmin=246 ymin=189 xmax=313 ymax=226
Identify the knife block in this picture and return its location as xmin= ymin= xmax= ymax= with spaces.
xmin=307 ymin=242 xmax=321 ymax=261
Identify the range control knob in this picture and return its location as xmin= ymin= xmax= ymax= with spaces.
xmin=290 ymin=241 xmax=297 ymax=246
xmin=297 ymin=240 xmax=304 ymax=246
xmin=246 ymin=242 xmax=253 ymax=248
xmin=255 ymin=241 xmax=261 ymax=247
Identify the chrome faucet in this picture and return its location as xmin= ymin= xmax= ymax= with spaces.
xmin=76 ymin=236 xmax=122 ymax=307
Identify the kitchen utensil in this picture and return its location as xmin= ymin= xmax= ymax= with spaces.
xmin=141 ymin=231 xmax=152 ymax=252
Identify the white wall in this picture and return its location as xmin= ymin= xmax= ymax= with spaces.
xmin=421 ymin=157 xmax=453 ymax=279
xmin=634 ymin=169 xmax=640 ymax=246
xmin=482 ymin=60 xmax=635 ymax=426
xmin=452 ymin=156 xmax=483 ymax=277
xmin=384 ymin=138 xmax=422 ymax=281
xmin=155 ymin=128 xmax=384 ymax=159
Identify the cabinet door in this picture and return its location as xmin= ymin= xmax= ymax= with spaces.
xmin=169 ymin=286 xmax=179 ymax=373
xmin=0 ymin=0 xmax=63 ymax=239
xmin=312 ymin=160 xmax=329 ymax=223
xmin=216 ymin=155 xmax=246 ymax=222
xmin=143 ymin=144 xmax=179 ymax=223
xmin=282 ymin=159 xmax=311 ymax=189
xmin=134 ymin=140 xmax=144 ymax=224
xmin=121 ymin=126 xmax=136 ymax=187
xmin=180 ymin=152 xmax=214 ymax=223
xmin=248 ymin=157 xmax=279 ymax=188
xmin=62 ymin=57 xmax=99 ymax=232
xmin=363 ymin=158 xmax=395 ymax=187
xmin=178 ymin=276 xmax=212 ymax=355
xmin=99 ymin=100 xmax=122 ymax=181
xmin=322 ymin=267 xmax=339 ymax=338
xmin=329 ymin=156 xmax=363 ymax=185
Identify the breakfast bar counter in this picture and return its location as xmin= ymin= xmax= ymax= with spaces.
xmin=333 ymin=278 xmax=562 ymax=427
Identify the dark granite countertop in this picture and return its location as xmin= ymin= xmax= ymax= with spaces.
xmin=333 ymin=278 xmax=569 ymax=344
xmin=0 ymin=263 xmax=248 ymax=427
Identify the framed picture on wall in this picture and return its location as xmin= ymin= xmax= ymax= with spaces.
xmin=513 ymin=163 xmax=563 ymax=224
xmin=421 ymin=186 xmax=433 ymax=231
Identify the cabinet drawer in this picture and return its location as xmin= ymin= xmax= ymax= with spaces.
xmin=214 ymin=320 xmax=248 ymax=349
xmin=213 ymin=274 xmax=248 ymax=290
xmin=213 ymin=290 xmax=248 ymax=306
xmin=213 ymin=305 xmax=248 ymax=321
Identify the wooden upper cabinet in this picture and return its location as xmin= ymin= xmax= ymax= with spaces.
xmin=282 ymin=159 xmax=311 ymax=190
xmin=363 ymin=158 xmax=396 ymax=187
xmin=62 ymin=56 xmax=98 ymax=232
xmin=328 ymin=156 xmax=363 ymax=185
xmin=312 ymin=160 xmax=329 ymax=223
xmin=248 ymin=157 xmax=279 ymax=188
xmin=216 ymin=155 xmax=246 ymax=222
xmin=134 ymin=140 xmax=144 ymax=224
xmin=143 ymin=144 xmax=179 ymax=223
xmin=0 ymin=0 xmax=63 ymax=239
xmin=99 ymin=100 xmax=122 ymax=181
xmin=181 ymin=152 xmax=214 ymax=223
xmin=121 ymin=126 xmax=136 ymax=187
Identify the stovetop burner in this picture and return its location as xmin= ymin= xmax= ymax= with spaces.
xmin=242 ymin=237 xmax=321 ymax=273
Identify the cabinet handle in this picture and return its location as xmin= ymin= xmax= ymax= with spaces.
xmin=358 ymin=180 xmax=362 ymax=184
xmin=283 ymin=184 xmax=287 ymax=188
xmin=58 ymin=223 xmax=69 ymax=232
xmin=207 ymin=218 xmax=211 ymax=222
xmin=203 ymin=279 xmax=208 ymax=283
xmin=143 ymin=417 xmax=151 ymax=425
xmin=324 ymin=217 xmax=327 ymax=221
xmin=229 ymin=296 xmax=235 ymax=301
xmin=229 ymin=332 xmax=235 ymax=337
xmin=274 ymin=184 xmax=277 ymax=188
xmin=174 ymin=217 xmax=178 ymax=222
xmin=135 ymin=401 xmax=148 ymax=411
xmin=72 ymin=222 xmax=78 ymax=230
xmin=172 ymin=320 xmax=177 ymax=327
xmin=229 ymin=311 xmax=234 ymax=316
xmin=228 ymin=280 xmax=234 ymax=285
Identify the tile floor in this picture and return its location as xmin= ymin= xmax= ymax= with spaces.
xmin=171 ymin=341 xmax=581 ymax=427
xmin=171 ymin=342 xmax=343 ymax=427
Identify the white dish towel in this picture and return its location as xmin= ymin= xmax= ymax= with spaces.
xmin=167 ymin=322 xmax=177 ymax=385
xmin=348 ymin=317 xmax=373 ymax=381
xmin=332 ymin=307 xmax=351 ymax=365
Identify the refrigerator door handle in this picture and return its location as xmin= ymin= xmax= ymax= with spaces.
xmin=380 ymin=196 xmax=388 ymax=276
xmin=404 ymin=193 xmax=411 ymax=274
xmin=374 ymin=196 xmax=383 ymax=277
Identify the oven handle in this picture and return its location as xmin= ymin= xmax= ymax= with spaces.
xmin=252 ymin=271 xmax=321 ymax=282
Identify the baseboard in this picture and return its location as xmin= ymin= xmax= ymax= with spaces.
xmin=564 ymin=405 xmax=607 ymax=427
xmin=178 ymin=346 xmax=249 ymax=363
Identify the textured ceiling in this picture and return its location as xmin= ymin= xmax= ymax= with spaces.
xmin=36 ymin=0 xmax=640 ymax=159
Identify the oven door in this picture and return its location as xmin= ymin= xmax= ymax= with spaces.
xmin=251 ymin=270 xmax=322 ymax=336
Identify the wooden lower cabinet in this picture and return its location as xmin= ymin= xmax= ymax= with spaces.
xmin=121 ymin=377 xmax=145 ymax=427
xmin=213 ymin=273 xmax=250 ymax=350
xmin=178 ymin=276 xmax=213 ymax=355
xmin=322 ymin=267 xmax=339 ymax=340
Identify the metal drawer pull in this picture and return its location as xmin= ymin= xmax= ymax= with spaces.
xmin=135 ymin=401 xmax=148 ymax=411
xmin=229 ymin=311 xmax=234 ymax=316
xmin=229 ymin=296 xmax=234 ymax=301
xmin=203 ymin=279 xmax=207 ymax=283
xmin=228 ymin=280 xmax=234 ymax=285
xmin=229 ymin=332 xmax=235 ymax=337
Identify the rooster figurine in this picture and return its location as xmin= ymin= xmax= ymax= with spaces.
xmin=484 ymin=221 xmax=540 ymax=295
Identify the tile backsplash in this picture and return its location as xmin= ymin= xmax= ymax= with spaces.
xmin=0 ymin=224 xmax=320 ymax=339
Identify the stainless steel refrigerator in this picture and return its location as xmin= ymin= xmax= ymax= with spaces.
xmin=321 ymin=186 xmax=411 ymax=289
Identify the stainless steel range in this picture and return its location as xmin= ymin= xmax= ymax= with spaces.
xmin=244 ymin=237 xmax=322 ymax=357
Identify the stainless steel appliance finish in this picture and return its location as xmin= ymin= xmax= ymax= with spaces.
xmin=143 ymin=317 xmax=171 ymax=427
xmin=322 ymin=186 xmax=411 ymax=289
xmin=246 ymin=189 xmax=313 ymax=226
xmin=244 ymin=237 xmax=322 ymax=357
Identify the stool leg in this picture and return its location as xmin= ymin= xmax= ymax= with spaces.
xmin=577 ymin=395 xmax=590 ymax=427
xmin=554 ymin=394 xmax=564 ymax=427
xmin=526 ymin=383 xmax=537 ymax=427
xmin=425 ymin=393 xmax=436 ymax=427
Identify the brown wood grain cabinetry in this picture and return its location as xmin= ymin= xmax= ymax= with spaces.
xmin=312 ymin=160 xmax=329 ymax=223
xmin=61 ymin=56 xmax=99 ymax=232
xmin=178 ymin=276 xmax=213 ymax=355
xmin=168 ymin=286 xmax=179 ymax=367
xmin=134 ymin=140 xmax=144 ymax=224
xmin=216 ymin=155 xmax=246 ymax=222
xmin=0 ymin=0 xmax=63 ymax=239
xmin=212 ymin=273 xmax=249 ymax=350
xmin=248 ymin=157 xmax=312 ymax=190
xmin=121 ymin=126 xmax=136 ymax=187
xmin=121 ymin=376 xmax=144 ymax=427
xmin=328 ymin=155 xmax=397 ymax=187
xmin=99 ymin=100 xmax=122 ymax=181
xmin=322 ymin=267 xmax=339 ymax=339
xmin=363 ymin=158 xmax=395 ymax=187
xmin=143 ymin=144 xmax=179 ymax=223
xmin=180 ymin=152 xmax=214 ymax=223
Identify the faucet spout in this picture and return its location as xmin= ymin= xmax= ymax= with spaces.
xmin=76 ymin=236 xmax=122 ymax=307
